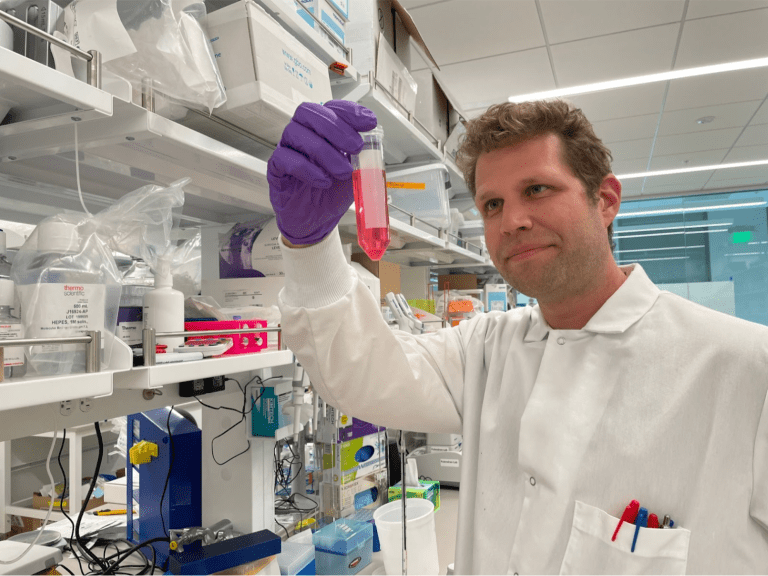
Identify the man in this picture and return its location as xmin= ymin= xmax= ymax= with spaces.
xmin=268 ymin=99 xmax=768 ymax=574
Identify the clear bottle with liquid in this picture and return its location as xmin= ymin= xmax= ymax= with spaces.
xmin=14 ymin=221 xmax=112 ymax=376
xmin=351 ymin=126 xmax=390 ymax=261
xmin=0 ymin=278 xmax=26 ymax=380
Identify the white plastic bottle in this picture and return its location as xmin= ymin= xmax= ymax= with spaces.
xmin=143 ymin=256 xmax=185 ymax=350
xmin=0 ymin=278 xmax=26 ymax=380
xmin=15 ymin=221 xmax=108 ymax=376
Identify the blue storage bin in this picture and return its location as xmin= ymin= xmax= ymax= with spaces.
xmin=312 ymin=518 xmax=373 ymax=575
xmin=348 ymin=509 xmax=380 ymax=552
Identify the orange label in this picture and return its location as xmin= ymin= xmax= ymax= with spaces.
xmin=387 ymin=182 xmax=426 ymax=190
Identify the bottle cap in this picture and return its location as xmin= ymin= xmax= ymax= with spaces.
xmin=0 ymin=230 xmax=6 ymax=254
xmin=0 ymin=278 xmax=14 ymax=307
xmin=38 ymin=221 xmax=81 ymax=254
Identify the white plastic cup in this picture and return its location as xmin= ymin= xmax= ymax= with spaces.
xmin=373 ymin=499 xmax=439 ymax=576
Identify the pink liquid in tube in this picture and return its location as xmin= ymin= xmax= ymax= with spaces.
xmin=351 ymin=127 xmax=390 ymax=260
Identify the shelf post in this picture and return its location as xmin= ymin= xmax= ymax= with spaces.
xmin=85 ymin=331 xmax=101 ymax=373
xmin=142 ymin=328 xmax=157 ymax=367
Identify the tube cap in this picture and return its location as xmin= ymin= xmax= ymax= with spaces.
xmin=0 ymin=278 xmax=14 ymax=306
xmin=38 ymin=221 xmax=80 ymax=254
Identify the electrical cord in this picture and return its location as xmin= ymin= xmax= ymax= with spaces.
xmin=57 ymin=564 xmax=75 ymax=575
xmin=56 ymin=428 xmax=87 ymax=576
xmin=75 ymin=422 xmax=110 ymax=574
xmin=159 ymin=407 xmax=175 ymax=538
xmin=74 ymin=121 xmax=91 ymax=216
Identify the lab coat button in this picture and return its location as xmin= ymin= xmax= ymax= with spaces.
xmin=529 ymin=476 xmax=536 ymax=486
xmin=557 ymin=337 xmax=565 ymax=345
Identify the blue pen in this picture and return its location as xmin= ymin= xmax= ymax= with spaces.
xmin=631 ymin=507 xmax=649 ymax=553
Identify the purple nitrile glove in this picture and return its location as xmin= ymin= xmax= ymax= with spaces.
xmin=268 ymin=100 xmax=378 ymax=245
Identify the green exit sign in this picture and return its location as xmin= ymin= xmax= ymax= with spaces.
xmin=732 ymin=231 xmax=752 ymax=244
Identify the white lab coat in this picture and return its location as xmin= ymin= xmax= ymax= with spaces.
xmin=278 ymin=229 xmax=768 ymax=575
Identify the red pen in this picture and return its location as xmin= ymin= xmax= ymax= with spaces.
xmin=648 ymin=513 xmax=660 ymax=529
xmin=612 ymin=500 xmax=640 ymax=541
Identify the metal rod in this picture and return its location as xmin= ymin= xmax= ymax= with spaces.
xmin=86 ymin=49 xmax=101 ymax=89
xmin=0 ymin=336 xmax=92 ymax=347
xmin=185 ymin=108 xmax=277 ymax=151
xmin=141 ymin=77 xmax=155 ymax=113
xmin=158 ymin=327 xmax=281 ymax=338
xmin=0 ymin=10 xmax=92 ymax=61
xmin=142 ymin=328 xmax=157 ymax=367
xmin=400 ymin=430 xmax=408 ymax=575
xmin=85 ymin=330 xmax=100 ymax=373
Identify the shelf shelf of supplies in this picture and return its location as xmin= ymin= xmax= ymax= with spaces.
xmin=0 ymin=335 xmax=133 ymax=413
xmin=0 ymin=95 xmax=273 ymax=225
xmin=255 ymin=0 xmax=358 ymax=80
xmin=113 ymin=350 xmax=295 ymax=390
xmin=0 ymin=46 xmax=113 ymax=123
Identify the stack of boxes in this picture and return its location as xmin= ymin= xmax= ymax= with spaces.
xmin=295 ymin=0 xmax=349 ymax=61
xmin=316 ymin=405 xmax=389 ymax=521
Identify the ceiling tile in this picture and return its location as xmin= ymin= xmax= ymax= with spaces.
xmin=450 ymin=49 xmax=556 ymax=112
xmin=658 ymin=101 xmax=763 ymax=136
xmin=724 ymin=145 xmax=768 ymax=162
xmin=539 ymin=0 xmax=684 ymax=44
xmin=751 ymin=101 xmax=768 ymax=125
xmin=613 ymin=157 xmax=653 ymax=176
xmin=608 ymin=138 xmax=654 ymax=161
xmin=551 ymin=25 xmax=678 ymax=86
xmin=640 ymin=171 xmax=715 ymax=191
xmin=592 ymin=113 xmax=659 ymax=144
xmin=664 ymin=68 xmax=768 ymax=110
xmin=685 ymin=0 xmax=768 ymax=20
xmin=405 ymin=0 xmax=544 ymax=67
xmin=652 ymin=127 xmax=743 ymax=155
xmin=648 ymin=149 xmax=730 ymax=171
xmin=566 ymin=83 xmax=667 ymax=122
xmin=674 ymin=9 xmax=768 ymax=69
xmin=734 ymin=125 xmax=768 ymax=147
xmin=703 ymin=176 xmax=768 ymax=190
xmin=709 ymin=164 xmax=768 ymax=182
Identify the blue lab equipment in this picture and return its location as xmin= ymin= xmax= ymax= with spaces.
xmin=169 ymin=530 xmax=281 ymax=575
xmin=126 ymin=407 xmax=202 ymax=569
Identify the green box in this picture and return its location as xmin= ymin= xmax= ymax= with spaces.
xmin=732 ymin=231 xmax=752 ymax=244
xmin=387 ymin=480 xmax=440 ymax=512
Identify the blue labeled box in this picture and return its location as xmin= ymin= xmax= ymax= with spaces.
xmin=312 ymin=518 xmax=373 ymax=575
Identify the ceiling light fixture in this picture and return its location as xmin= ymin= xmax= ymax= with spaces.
xmin=614 ymin=221 xmax=732 ymax=234
xmin=615 ymin=229 xmax=729 ymax=239
xmin=616 ymin=158 xmax=768 ymax=180
xmin=696 ymin=116 xmax=716 ymax=124
xmin=615 ymin=245 xmax=705 ymax=254
xmin=616 ymin=201 xmax=766 ymax=218
xmin=508 ymin=56 xmax=768 ymax=102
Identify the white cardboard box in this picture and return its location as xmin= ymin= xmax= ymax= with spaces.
xmin=202 ymin=277 xmax=286 ymax=309
xmin=376 ymin=33 xmax=417 ymax=115
xmin=296 ymin=0 xmax=346 ymax=44
xmin=411 ymin=69 xmax=449 ymax=144
xmin=207 ymin=0 xmax=333 ymax=144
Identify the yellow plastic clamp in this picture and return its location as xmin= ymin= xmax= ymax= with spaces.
xmin=129 ymin=440 xmax=158 ymax=466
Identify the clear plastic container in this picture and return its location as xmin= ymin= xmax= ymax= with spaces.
xmin=386 ymin=163 xmax=451 ymax=234
xmin=351 ymin=126 xmax=390 ymax=261
xmin=312 ymin=518 xmax=373 ymax=575
xmin=0 ymin=278 xmax=25 ymax=380
xmin=12 ymin=221 xmax=121 ymax=376
xmin=277 ymin=540 xmax=315 ymax=576
xmin=373 ymin=498 xmax=439 ymax=576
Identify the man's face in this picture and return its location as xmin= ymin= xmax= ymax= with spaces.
xmin=475 ymin=133 xmax=615 ymax=303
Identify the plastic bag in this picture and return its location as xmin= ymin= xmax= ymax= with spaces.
xmin=59 ymin=0 xmax=226 ymax=114
xmin=10 ymin=179 xmax=187 ymax=376
xmin=109 ymin=0 xmax=226 ymax=114
xmin=172 ymin=231 xmax=201 ymax=297
xmin=218 ymin=216 xmax=284 ymax=279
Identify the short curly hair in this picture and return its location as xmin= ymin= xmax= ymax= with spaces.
xmin=455 ymin=99 xmax=615 ymax=246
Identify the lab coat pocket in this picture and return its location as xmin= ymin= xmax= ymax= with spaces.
xmin=559 ymin=501 xmax=690 ymax=575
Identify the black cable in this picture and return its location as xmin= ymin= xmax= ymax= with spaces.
xmin=57 ymin=564 xmax=75 ymax=575
xmin=75 ymin=422 xmax=109 ymax=573
xmin=159 ymin=407 xmax=175 ymax=538
xmin=56 ymin=428 xmax=87 ymax=575
xmin=101 ymin=537 xmax=169 ymax=575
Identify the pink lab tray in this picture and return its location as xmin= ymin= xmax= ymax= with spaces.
xmin=184 ymin=320 xmax=268 ymax=356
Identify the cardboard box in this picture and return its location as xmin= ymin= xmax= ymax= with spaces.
xmin=320 ymin=431 xmax=387 ymax=484
xmin=445 ymin=121 xmax=466 ymax=160
xmin=485 ymin=284 xmax=508 ymax=312
xmin=375 ymin=34 xmax=417 ymax=115
xmin=387 ymin=480 xmax=440 ymax=512
xmin=326 ymin=0 xmax=348 ymax=19
xmin=317 ymin=404 xmax=385 ymax=444
xmin=207 ymin=0 xmax=333 ymax=144
xmin=31 ymin=489 xmax=104 ymax=513
xmin=251 ymin=378 xmax=295 ymax=439
xmin=437 ymin=274 xmax=477 ymax=291
xmin=202 ymin=277 xmax=286 ymax=309
xmin=296 ymin=0 xmax=346 ymax=44
xmin=320 ymin=469 xmax=388 ymax=517
xmin=411 ymin=70 xmax=449 ymax=144
xmin=351 ymin=253 xmax=400 ymax=303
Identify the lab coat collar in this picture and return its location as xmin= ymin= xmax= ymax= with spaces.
xmin=523 ymin=264 xmax=660 ymax=342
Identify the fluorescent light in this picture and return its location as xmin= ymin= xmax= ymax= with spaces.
xmin=614 ymin=221 xmax=732 ymax=235
xmin=616 ymin=256 xmax=690 ymax=264
xmin=617 ymin=159 xmax=768 ymax=180
xmin=616 ymin=229 xmax=728 ymax=239
xmin=616 ymin=202 xmax=766 ymax=218
xmin=724 ymin=252 xmax=765 ymax=257
xmin=615 ymin=245 xmax=705 ymax=254
xmin=509 ymin=56 xmax=768 ymax=102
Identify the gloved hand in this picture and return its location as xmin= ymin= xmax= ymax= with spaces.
xmin=268 ymin=100 xmax=378 ymax=245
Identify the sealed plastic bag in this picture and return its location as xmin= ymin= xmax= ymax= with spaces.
xmin=60 ymin=0 xmax=226 ymax=114
xmin=218 ymin=216 xmax=284 ymax=279
xmin=172 ymin=231 xmax=201 ymax=297
xmin=10 ymin=180 xmax=187 ymax=376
